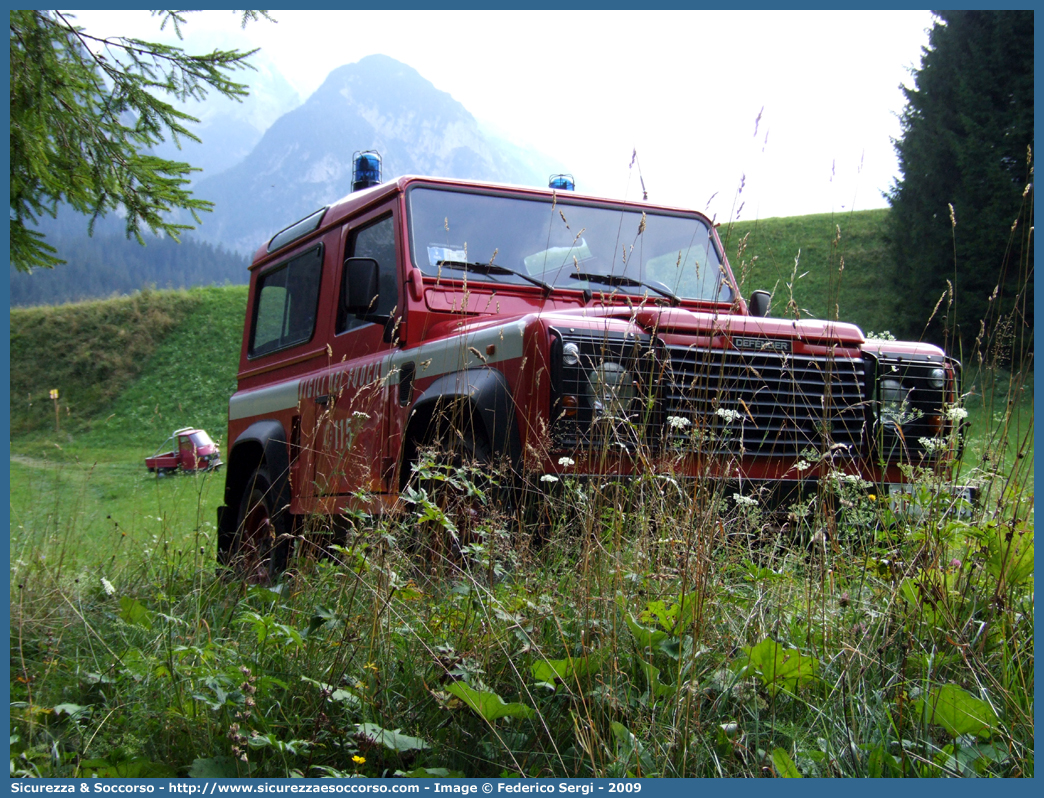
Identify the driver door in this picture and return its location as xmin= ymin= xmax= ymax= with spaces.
xmin=304 ymin=208 xmax=400 ymax=500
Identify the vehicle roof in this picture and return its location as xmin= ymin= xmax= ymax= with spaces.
xmin=251 ymin=175 xmax=716 ymax=267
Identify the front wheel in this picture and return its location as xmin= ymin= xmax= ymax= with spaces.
xmin=407 ymin=427 xmax=493 ymax=570
xmin=224 ymin=467 xmax=291 ymax=583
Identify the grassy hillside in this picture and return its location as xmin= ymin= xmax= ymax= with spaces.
xmin=11 ymin=285 xmax=246 ymax=450
xmin=11 ymin=289 xmax=201 ymax=437
xmin=720 ymin=208 xmax=900 ymax=337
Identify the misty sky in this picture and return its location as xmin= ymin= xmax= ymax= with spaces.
xmin=68 ymin=9 xmax=935 ymax=223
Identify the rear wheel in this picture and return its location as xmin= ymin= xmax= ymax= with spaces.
xmin=225 ymin=467 xmax=291 ymax=584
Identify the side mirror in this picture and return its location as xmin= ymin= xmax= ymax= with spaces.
xmin=343 ymin=257 xmax=379 ymax=315
xmin=748 ymin=290 xmax=771 ymax=318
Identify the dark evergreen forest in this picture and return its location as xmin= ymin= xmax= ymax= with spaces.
xmin=10 ymin=231 xmax=249 ymax=307
xmin=887 ymin=11 xmax=1033 ymax=352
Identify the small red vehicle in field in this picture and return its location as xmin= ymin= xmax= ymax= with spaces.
xmin=145 ymin=428 xmax=222 ymax=475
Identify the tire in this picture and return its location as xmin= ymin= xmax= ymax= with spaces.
xmin=225 ymin=466 xmax=291 ymax=583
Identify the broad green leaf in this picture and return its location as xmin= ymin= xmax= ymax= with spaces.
xmin=77 ymin=757 xmax=176 ymax=778
xmin=52 ymin=703 xmax=89 ymax=720
xmin=191 ymin=683 xmax=230 ymax=712
xmin=771 ymin=747 xmax=803 ymax=777
xmin=610 ymin=722 xmax=657 ymax=777
xmin=530 ymin=650 xmax=606 ymax=684
xmin=985 ymin=523 xmax=1034 ymax=587
xmin=897 ymin=577 xmax=921 ymax=608
xmin=307 ymin=606 xmax=345 ymax=635
xmin=397 ymin=767 xmax=466 ymax=778
xmin=82 ymin=671 xmax=114 ymax=685
xmin=445 ymin=681 xmax=535 ymax=722
xmin=732 ymin=638 xmax=819 ymax=697
xmin=355 ymin=723 xmax=429 ymax=753
xmin=615 ymin=594 xmax=669 ymax=649
xmin=640 ymin=662 xmax=677 ymax=702
xmin=916 ymin=683 xmax=999 ymax=739
xmin=638 ymin=600 xmax=674 ymax=630
xmin=624 ymin=613 xmax=668 ymax=649
xmin=246 ymin=734 xmax=310 ymax=755
xmin=742 ymin=559 xmax=779 ymax=583
xmin=188 ymin=756 xmax=239 ymax=778
xmin=636 ymin=594 xmax=700 ymax=635
xmin=866 ymin=744 xmax=901 ymax=777
xmin=301 ymin=676 xmax=361 ymax=707
xmin=118 ymin=596 xmax=153 ymax=629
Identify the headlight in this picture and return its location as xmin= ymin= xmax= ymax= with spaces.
xmin=879 ymin=378 xmax=910 ymax=425
xmin=929 ymin=367 xmax=946 ymax=390
xmin=587 ymin=361 xmax=635 ymax=416
xmin=563 ymin=342 xmax=580 ymax=366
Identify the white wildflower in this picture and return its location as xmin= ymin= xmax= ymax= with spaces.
xmin=351 ymin=411 xmax=371 ymax=421
xmin=944 ymin=405 xmax=969 ymax=422
xmin=716 ymin=408 xmax=742 ymax=424
xmin=796 ymin=459 xmax=811 ymax=472
xmin=558 ymin=456 xmax=575 ymax=467
xmin=540 ymin=474 xmax=559 ymax=483
xmin=667 ymin=415 xmax=691 ymax=430
xmin=919 ymin=437 xmax=947 ymax=453
xmin=100 ymin=577 xmax=116 ymax=597
xmin=732 ymin=493 xmax=758 ymax=508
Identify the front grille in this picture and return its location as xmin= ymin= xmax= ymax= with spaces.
xmin=551 ymin=330 xmax=869 ymax=459
xmin=663 ymin=345 xmax=868 ymax=458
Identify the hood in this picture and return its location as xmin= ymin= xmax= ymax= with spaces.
xmin=535 ymin=305 xmax=866 ymax=346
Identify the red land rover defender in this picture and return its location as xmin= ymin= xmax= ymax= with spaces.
xmin=217 ymin=158 xmax=961 ymax=578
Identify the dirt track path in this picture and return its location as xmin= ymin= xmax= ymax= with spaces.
xmin=10 ymin=454 xmax=59 ymax=470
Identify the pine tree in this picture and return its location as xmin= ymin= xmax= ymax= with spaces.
xmin=9 ymin=10 xmax=271 ymax=271
xmin=887 ymin=11 xmax=1033 ymax=354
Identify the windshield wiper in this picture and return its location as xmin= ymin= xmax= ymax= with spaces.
xmin=438 ymin=260 xmax=551 ymax=293
xmin=570 ymin=272 xmax=679 ymax=305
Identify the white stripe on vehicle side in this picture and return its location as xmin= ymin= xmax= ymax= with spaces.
xmin=388 ymin=320 xmax=526 ymax=383
xmin=228 ymin=379 xmax=301 ymax=421
xmin=229 ymin=320 xmax=527 ymax=420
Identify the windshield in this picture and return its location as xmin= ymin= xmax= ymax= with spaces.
xmin=189 ymin=431 xmax=215 ymax=449
xmin=407 ymin=187 xmax=732 ymax=303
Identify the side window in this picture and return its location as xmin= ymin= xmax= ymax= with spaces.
xmin=250 ymin=245 xmax=323 ymax=357
xmin=338 ymin=215 xmax=398 ymax=334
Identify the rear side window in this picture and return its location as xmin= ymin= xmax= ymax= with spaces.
xmin=250 ymin=245 xmax=323 ymax=357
